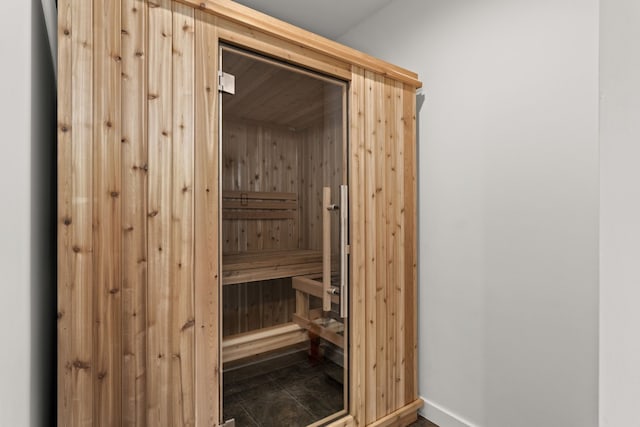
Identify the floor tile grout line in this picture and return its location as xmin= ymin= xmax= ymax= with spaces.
xmin=281 ymin=384 xmax=320 ymax=420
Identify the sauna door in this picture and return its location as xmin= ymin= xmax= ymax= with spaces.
xmin=218 ymin=46 xmax=350 ymax=426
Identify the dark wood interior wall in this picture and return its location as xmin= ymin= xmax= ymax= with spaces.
xmin=58 ymin=1 xmax=220 ymax=424
xmin=298 ymin=109 xmax=344 ymax=254
xmin=221 ymin=119 xmax=301 ymax=336
xmin=220 ymin=106 xmax=344 ymax=337
xmin=222 ymin=278 xmax=295 ymax=337
xmin=221 ymin=118 xmax=300 ymax=253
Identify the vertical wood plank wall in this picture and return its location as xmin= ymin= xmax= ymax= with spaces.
xmin=349 ymin=67 xmax=418 ymax=426
xmin=299 ymin=110 xmax=344 ymax=255
xmin=221 ymin=120 xmax=300 ymax=253
xmin=58 ymin=1 xmax=418 ymax=425
xmin=193 ymin=10 xmax=220 ymax=426
xmin=121 ymin=0 xmax=148 ymax=424
xmin=220 ymin=115 xmax=343 ymax=337
xmin=58 ymin=0 xmax=219 ymax=425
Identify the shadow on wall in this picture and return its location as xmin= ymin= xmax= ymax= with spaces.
xmin=31 ymin=0 xmax=57 ymax=425
xmin=415 ymin=90 xmax=425 ymax=408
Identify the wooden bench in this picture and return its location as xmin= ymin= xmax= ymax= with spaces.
xmin=222 ymin=249 xmax=324 ymax=285
xmin=221 ymin=190 xmax=343 ymax=362
xmin=292 ymin=274 xmax=344 ymax=349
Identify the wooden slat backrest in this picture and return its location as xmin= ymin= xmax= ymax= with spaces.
xmin=222 ymin=191 xmax=298 ymax=220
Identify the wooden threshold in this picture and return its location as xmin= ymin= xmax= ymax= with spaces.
xmin=325 ymin=415 xmax=354 ymax=427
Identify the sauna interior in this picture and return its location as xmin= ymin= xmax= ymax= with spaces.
xmin=220 ymin=46 xmax=349 ymax=425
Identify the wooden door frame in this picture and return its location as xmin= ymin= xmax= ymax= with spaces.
xmin=214 ymin=27 xmax=356 ymax=427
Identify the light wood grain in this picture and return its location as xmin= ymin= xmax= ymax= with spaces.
xmin=171 ymin=3 xmax=196 ymax=425
xmin=373 ymin=72 xmax=388 ymax=419
xmin=394 ymin=80 xmax=406 ymax=409
xmin=384 ymin=77 xmax=397 ymax=414
xmin=217 ymin=19 xmax=351 ymax=81
xmin=326 ymin=415 xmax=355 ymax=427
xmin=223 ymin=262 xmax=324 ymax=285
xmin=174 ymin=0 xmax=422 ymax=87
xmin=367 ymin=399 xmax=423 ymax=427
xmin=364 ymin=70 xmax=379 ymax=425
xmin=292 ymin=275 xmax=339 ymax=304
xmin=93 ymin=0 xmax=123 ymax=422
xmin=349 ymin=67 xmax=419 ymax=425
xmin=222 ymin=323 xmax=307 ymax=363
xmin=57 ymin=0 xmax=73 ymax=423
xmin=291 ymin=314 xmax=344 ymax=348
xmin=403 ymin=84 xmax=419 ymax=404
xmin=58 ymin=1 xmax=420 ymax=424
xmin=121 ymin=0 xmax=148 ymax=424
xmin=194 ymin=10 xmax=219 ymax=426
xmin=68 ymin=0 xmax=95 ymax=423
xmin=147 ymin=0 xmax=173 ymax=424
xmin=349 ymin=67 xmax=367 ymax=427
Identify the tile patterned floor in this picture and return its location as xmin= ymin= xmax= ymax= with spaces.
xmin=223 ymin=354 xmax=344 ymax=427
xmin=223 ymin=352 xmax=439 ymax=427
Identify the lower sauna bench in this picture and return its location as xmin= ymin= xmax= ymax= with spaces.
xmin=221 ymin=250 xmax=347 ymax=364
xmin=221 ymin=249 xmax=324 ymax=363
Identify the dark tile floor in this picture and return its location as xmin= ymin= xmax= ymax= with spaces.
xmin=223 ymin=353 xmax=344 ymax=427
xmin=223 ymin=351 xmax=439 ymax=427
xmin=409 ymin=416 xmax=439 ymax=427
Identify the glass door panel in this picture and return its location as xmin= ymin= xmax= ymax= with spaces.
xmin=219 ymin=45 xmax=349 ymax=427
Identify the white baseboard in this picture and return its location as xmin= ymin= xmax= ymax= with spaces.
xmin=419 ymin=396 xmax=478 ymax=427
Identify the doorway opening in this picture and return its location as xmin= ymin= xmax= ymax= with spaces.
xmin=219 ymin=45 xmax=350 ymax=427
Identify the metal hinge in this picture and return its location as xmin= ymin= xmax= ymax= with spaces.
xmin=218 ymin=71 xmax=236 ymax=95
xmin=219 ymin=419 xmax=235 ymax=427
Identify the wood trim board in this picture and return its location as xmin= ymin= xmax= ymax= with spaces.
xmin=174 ymin=0 xmax=422 ymax=87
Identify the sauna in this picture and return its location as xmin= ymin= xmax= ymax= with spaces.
xmin=219 ymin=46 xmax=351 ymax=425
xmin=57 ymin=0 xmax=421 ymax=426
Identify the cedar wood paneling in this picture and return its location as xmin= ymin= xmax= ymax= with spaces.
xmin=57 ymin=1 xmax=418 ymax=425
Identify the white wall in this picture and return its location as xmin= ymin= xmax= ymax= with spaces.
xmin=340 ymin=1 xmax=599 ymax=426
xmin=0 ymin=2 xmax=32 ymax=423
xmin=599 ymin=0 xmax=640 ymax=426
xmin=0 ymin=1 xmax=56 ymax=426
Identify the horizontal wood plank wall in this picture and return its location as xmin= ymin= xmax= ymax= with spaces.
xmin=221 ymin=119 xmax=300 ymax=253
xmin=349 ymin=67 xmax=418 ymax=426
xmin=58 ymin=1 xmax=220 ymax=425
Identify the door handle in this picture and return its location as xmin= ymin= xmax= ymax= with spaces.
xmin=322 ymin=187 xmax=332 ymax=312
xmin=322 ymin=186 xmax=348 ymax=317
xmin=339 ymin=184 xmax=348 ymax=318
